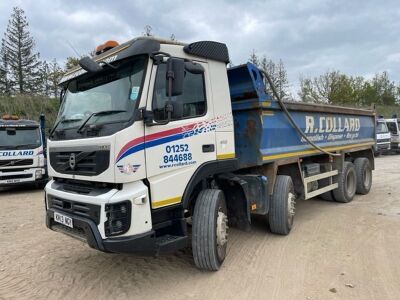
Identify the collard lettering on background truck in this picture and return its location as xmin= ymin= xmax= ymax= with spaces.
xmin=45 ymin=37 xmax=375 ymax=271
xmin=0 ymin=114 xmax=47 ymax=187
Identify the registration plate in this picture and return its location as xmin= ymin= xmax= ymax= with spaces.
xmin=54 ymin=212 xmax=73 ymax=228
xmin=6 ymin=179 xmax=20 ymax=184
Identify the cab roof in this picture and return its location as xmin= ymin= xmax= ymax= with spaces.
xmin=59 ymin=36 xmax=229 ymax=85
xmin=0 ymin=119 xmax=39 ymax=127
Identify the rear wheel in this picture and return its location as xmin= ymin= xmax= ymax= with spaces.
xmin=192 ymin=189 xmax=228 ymax=271
xmin=333 ymin=162 xmax=356 ymax=203
xmin=320 ymin=190 xmax=334 ymax=201
xmin=354 ymin=158 xmax=372 ymax=195
xmin=269 ymin=175 xmax=295 ymax=235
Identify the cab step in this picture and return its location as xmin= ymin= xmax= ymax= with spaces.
xmin=156 ymin=234 xmax=188 ymax=255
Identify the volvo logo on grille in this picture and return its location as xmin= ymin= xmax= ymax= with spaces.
xmin=69 ymin=153 xmax=76 ymax=170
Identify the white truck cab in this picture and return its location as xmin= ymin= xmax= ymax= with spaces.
xmin=385 ymin=117 xmax=400 ymax=151
xmin=374 ymin=118 xmax=391 ymax=155
xmin=0 ymin=115 xmax=47 ymax=187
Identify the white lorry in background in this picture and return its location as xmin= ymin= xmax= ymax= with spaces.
xmin=385 ymin=116 xmax=400 ymax=152
xmin=0 ymin=114 xmax=47 ymax=187
xmin=374 ymin=117 xmax=391 ymax=156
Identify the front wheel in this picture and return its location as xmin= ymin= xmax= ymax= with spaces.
xmin=192 ymin=189 xmax=228 ymax=271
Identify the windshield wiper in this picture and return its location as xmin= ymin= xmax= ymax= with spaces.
xmin=49 ymin=118 xmax=83 ymax=138
xmin=77 ymin=110 xmax=127 ymax=133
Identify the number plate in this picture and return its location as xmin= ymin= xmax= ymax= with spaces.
xmin=54 ymin=212 xmax=73 ymax=228
xmin=6 ymin=179 xmax=20 ymax=184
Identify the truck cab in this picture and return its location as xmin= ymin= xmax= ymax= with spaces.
xmin=385 ymin=117 xmax=400 ymax=151
xmin=0 ymin=115 xmax=47 ymax=187
xmin=374 ymin=118 xmax=391 ymax=155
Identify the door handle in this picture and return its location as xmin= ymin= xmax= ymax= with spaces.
xmin=202 ymin=144 xmax=215 ymax=153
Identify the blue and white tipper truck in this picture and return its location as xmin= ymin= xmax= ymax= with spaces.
xmin=45 ymin=37 xmax=376 ymax=271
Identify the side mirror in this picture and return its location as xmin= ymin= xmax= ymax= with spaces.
xmin=166 ymin=57 xmax=185 ymax=97
xmin=79 ymin=56 xmax=103 ymax=73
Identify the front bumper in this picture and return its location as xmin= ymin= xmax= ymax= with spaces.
xmin=0 ymin=167 xmax=46 ymax=186
xmin=46 ymin=208 xmax=186 ymax=255
xmin=376 ymin=143 xmax=391 ymax=152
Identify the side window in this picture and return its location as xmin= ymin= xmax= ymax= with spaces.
xmin=152 ymin=63 xmax=206 ymax=121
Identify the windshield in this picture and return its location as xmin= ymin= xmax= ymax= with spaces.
xmin=0 ymin=127 xmax=41 ymax=149
xmin=56 ymin=57 xmax=146 ymax=131
xmin=376 ymin=122 xmax=388 ymax=134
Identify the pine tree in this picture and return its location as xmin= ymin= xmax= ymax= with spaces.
xmin=0 ymin=39 xmax=12 ymax=94
xmin=249 ymin=49 xmax=259 ymax=66
xmin=276 ymin=59 xmax=288 ymax=99
xmin=3 ymin=7 xmax=41 ymax=94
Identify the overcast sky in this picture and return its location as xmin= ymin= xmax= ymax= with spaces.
xmin=1 ymin=0 xmax=399 ymax=95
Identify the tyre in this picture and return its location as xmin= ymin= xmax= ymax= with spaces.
xmin=269 ymin=175 xmax=295 ymax=235
xmin=192 ymin=189 xmax=228 ymax=271
xmin=320 ymin=190 xmax=334 ymax=201
xmin=354 ymin=158 xmax=372 ymax=195
xmin=333 ymin=161 xmax=357 ymax=203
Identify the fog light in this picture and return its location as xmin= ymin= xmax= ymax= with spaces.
xmin=104 ymin=201 xmax=131 ymax=237
xmin=35 ymin=169 xmax=42 ymax=179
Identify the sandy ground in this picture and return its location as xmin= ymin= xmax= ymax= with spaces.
xmin=1 ymin=155 xmax=400 ymax=300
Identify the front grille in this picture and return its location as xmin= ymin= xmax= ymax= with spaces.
xmin=48 ymin=196 xmax=101 ymax=224
xmin=53 ymin=178 xmax=120 ymax=196
xmin=378 ymin=138 xmax=391 ymax=143
xmin=49 ymin=149 xmax=110 ymax=176
xmin=0 ymin=159 xmax=33 ymax=167
xmin=0 ymin=173 xmax=32 ymax=180
xmin=0 ymin=168 xmax=27 ymax=173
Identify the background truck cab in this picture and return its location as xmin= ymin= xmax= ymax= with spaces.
xmin=374 ymin=117 xmax=391 ymax=155
xmin=385 ymin=116 xmax=400 ymax=152
xmin=0 ymin=114 xmax=47 ymax=187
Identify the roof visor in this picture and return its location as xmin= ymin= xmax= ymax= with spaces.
xmin=59 ymin=38 xmax=161 ymax=85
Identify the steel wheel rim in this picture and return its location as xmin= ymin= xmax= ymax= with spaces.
xmin=216 ymin=208 xmax=228 ymax=259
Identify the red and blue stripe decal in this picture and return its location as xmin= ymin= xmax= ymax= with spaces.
xmin=116 ymin=123 xmax=203 ymax=163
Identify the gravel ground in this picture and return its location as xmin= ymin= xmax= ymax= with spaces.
xmin=1 ymin=155 xmax=400 ymax=300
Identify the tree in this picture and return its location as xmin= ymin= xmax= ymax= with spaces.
xmin=48 ymin=59 xmax=63 ymax=98
xmin=143 ymin=25 xmax=153 ymax=37
xmin=298 ymin=70 xmax=354 ymax=105
xmin=250 ymin=52 xmax=289 ymax=99
xmin=65 ymin=56 xmax=80 ymax=70
xmin=0 ymin=39 xmax=12 ymax=94
xmin=249 ymin=49 xmax=259 ymax=66
xmin=2 ymin=7 xmax=41 ymax=93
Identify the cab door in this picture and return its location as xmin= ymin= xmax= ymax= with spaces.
xmin=144 ymin=60 xmax=216 ymax=209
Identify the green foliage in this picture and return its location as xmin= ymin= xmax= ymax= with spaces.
xmin=299 ymin=70 xmax=400 ymax=107
xmin=65 ymin=57 xmax=80 ymax=70
xmin=0 ymin=95 xmax=59 ymax=129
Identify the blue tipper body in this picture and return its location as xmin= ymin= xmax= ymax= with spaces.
xmin=227 ymin=63 xmax=376 ymax=169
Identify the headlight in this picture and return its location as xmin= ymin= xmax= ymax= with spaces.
xmin=35 ymin=169 xmax=42 ymax=179
xmin=104 ymin=201 xmax=132 ymax=237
